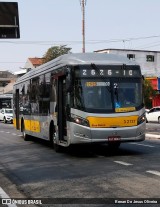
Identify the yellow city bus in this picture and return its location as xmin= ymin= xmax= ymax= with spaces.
xmin=13 ymin=53 xmax=146 ymax=151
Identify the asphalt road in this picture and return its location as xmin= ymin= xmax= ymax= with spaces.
xmin=146 ymin=123 xmax=160 ymax=133
xmin=0 ymin=122 xmax=160 ymax=207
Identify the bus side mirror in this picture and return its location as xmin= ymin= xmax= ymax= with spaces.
xmin=66 ymin=68 xmax=73 ymax=92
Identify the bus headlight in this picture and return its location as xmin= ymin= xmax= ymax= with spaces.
xmin=138 ymin=113 xmax=146 ymax=125
xmin=71 ymin=114 xmax=89 ymax=127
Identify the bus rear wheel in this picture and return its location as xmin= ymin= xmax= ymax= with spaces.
xmin=21 ymin=122 xmax=29 ymax=141
xmin=54 ymin=142 xmax=62 ymax=152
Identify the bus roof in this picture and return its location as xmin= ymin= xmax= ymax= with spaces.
xmin=14 ymin=53 xmax=139 ymax=84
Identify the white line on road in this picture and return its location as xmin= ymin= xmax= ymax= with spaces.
xmin=114 ymin=161 xmax=133 ymax=166
xmin=12 ymin=133 xmax=17 ymax=136
xmin=6 ymin=132 xmax=10 ymax=133
xmin=129 ymin=143 xmax=155 ymax=148
xmin=146 ymin=170 xmax=160 ymax=177
xmin=146 ymin=133 xmax=160 ymax=139
xmin=0 ymin=187 xmax=17 ymax=207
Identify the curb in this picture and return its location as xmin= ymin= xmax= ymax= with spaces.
xmin=146 ymin=133 xmax=160 ymax=139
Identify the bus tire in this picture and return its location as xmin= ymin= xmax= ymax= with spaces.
xmin=21 ymin=121 xmax=29 ymax=141
xmin=54 ymin=143 xmax=62 ymax=153
xmin=49 ymin=123 xmax=55 ymax=148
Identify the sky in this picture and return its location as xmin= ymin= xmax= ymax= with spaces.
xmin=1 ymin=0 xmax=160 ymax=73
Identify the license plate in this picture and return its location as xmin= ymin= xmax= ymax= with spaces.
xmin=108 ymin=136 xmax=121 ymax=141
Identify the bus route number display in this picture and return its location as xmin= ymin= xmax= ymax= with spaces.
xmin=80 ymin=69 xmax=140 ymax=77
xmin=85 ymin=82 xmax=110 ymax=87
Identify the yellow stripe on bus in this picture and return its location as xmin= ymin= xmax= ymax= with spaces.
xmin=31 ymin=120 xmax=40 ymax=133
xmin=24 ymin=119 xmax=40 ymax=132
xmin=87 ymin=116 xmax=138 ymax=128
xmin=13 ymin=118 xmax=40 ymax=132
xmin=13 ymin=118 xmax=16 ymax=128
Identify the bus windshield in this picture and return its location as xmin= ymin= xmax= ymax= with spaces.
xmin=73 ymin=78 xmax=143 ymax=113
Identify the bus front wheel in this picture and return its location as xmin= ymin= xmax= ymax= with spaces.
xmin=54 ymin=142 xmax=62 ymax=153
xmin=53 ymin=135 xmax=63 ymax=152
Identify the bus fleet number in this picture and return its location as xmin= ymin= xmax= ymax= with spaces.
xmin=124 ymin=120 xmax=136 ymax=124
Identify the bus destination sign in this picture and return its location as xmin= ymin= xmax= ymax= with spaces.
xmin=78 ymin=68 xmax=141 ymax=78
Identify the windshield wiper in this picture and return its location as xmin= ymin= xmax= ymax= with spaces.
xmin=114 ymin=86 xmax=119 ymax=102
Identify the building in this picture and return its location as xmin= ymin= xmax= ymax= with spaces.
xmin=145 ymin=77 xmax=160 ymax=107
xmin=0 ymin=58 xmax=44 ymax=95
xmin=13 ymin=57 xmax=44 ymax=78
xmin=24 ymin=57 xmax=44 ymax=69
xmin=95 ymin=48 xmax=160 ymax=76
xmin=0 ymin=71 xmax=16 ymax=94
xmin=14 ymin=68 xmax=28 ymax=78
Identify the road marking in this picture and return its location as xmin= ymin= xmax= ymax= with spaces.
xmin=129 ymin=143 xmax=155 ymax=148
xmin=114 ymin=161 xmax=133 ymax=166
xmin=146 ymin=170 xmax=160 ymax=177
xmin=12 ymin=133 xmax=17 ymax=136
xmin=146 ymin=133 xmax=160 ymax=139
xmin=0 ymin=187 xmax=17 ymax=207
xmin=6 ymin=132 xmax=10 ymax=134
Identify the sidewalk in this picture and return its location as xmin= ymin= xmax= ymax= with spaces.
xmin=146 ymin=132 xmax=160 ymax=140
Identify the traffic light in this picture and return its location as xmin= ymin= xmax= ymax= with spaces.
xmin=0 ymin=2 xmax=20 ymax=38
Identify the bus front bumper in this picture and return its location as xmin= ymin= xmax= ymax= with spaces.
xmin=70 ymin=122 xmax=146 ymax=145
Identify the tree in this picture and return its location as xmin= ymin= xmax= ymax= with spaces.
xmin=42 ymin=45 xmax=72 ymax=64
xmin=143 ymin=79 xmax=157 ymax=108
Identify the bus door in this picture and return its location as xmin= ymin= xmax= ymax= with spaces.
xmin=15 ymin=89 xmax=20 ymax=129
xmin=57 ymin=76 xmax=67 ymax=141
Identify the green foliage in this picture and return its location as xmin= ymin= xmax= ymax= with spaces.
xmin=143 ymin=79 xmax=157 ymax=108
xmin=42 ymin=45 xmax=72 ymax=64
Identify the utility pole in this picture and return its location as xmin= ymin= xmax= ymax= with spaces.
xmin=80 ymin=0 xmax=87 ymax=53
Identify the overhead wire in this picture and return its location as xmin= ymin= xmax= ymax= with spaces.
xmin=1 ymin=35 xmax=160 ymax=46
xmin=1 ymin=35 xmax=160 ymax=65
